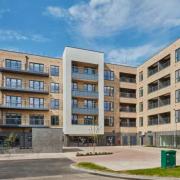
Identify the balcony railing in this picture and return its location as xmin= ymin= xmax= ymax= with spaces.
xmin=0 ymin=100 xmax=49 ymax=111
xmin=120 ymin=77 xmax=136 ymax=83
xmin=120 ymin=107 xmax=136 ymax=112
xmin=72 ymin=90 xmax=98 ymax=98
xmin=148 ymin=85 xmax=158 ymax=93
xmin=159 ymin=98 xmax=170 ymax=106
xmin=148 ymin=67 xmax=158 ymax=76
xmin=159 ymin=80 xmax=170 ymax=89
xmin=72 ymin=107 xmax=98 ymax=115
xmin=72 ymin=72 xmax=98 ymax=81
xmin=0 ymin=116 xmax=50 ymax=127
xmin=159 ymin=60 xmax=170 ymax=70
xmin=148 ymin=102 xmax=158 ymax=109
xmin=148 ymin=118 xmax=158 ymax=126
xmin=0 ymin=81 xmax=49 ymax=94
xmin=120 ymin=92 xmax=136 ymax=98
xmin=0 ymin=60 xmax=49 ymax=76
xmin=120 ymin=121 xmax=136 ymax=127
xmin=159 ymin=117 xmax=170 ymax=124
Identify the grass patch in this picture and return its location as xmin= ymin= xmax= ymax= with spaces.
xmin=76 ymin=162 xmax=180 ymax=178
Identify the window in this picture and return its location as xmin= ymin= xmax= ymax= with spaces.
xmin=139 ymin=117 xmax=143 ymax=127
xmin=175 ymin=110 xmax=180 ymax=122
xmin=84 ymin=84 xmax=96 ymax=92
xmin=139 ymin=71 xmax=143 ymax=82
xmin=84 ymin=100 xmax=96 ymax=108
xmin=72 ymin=99 xmax=78 ymax=107
xmin=72 ymin=82 xmax=78 ymax=90
xmin=6 ymin=96 xmax=22 ymax=107
xmin=72 ymin=114 xmax=78 ymax=124
xmin=175 ymin=69 xmax=180 ymax=83
xmin=29 ymin=115 xmax=44 ymax=125
xmin=104 ymin=86 xmax=114 ymax=96
xmin=51 ymin=99 xmax=59 ymax=109
xmin=104 ymin=101 xmax=114 ymax=111
xmin=139 ymin=102 xmax=143 ymax=112
xmin=6 ymin=78 xmax=22 ymax=88
xmin=176 ymin=89 xmax=180 ymax=103
xmin=29 ymin=63 xmax=44 ymax=73
xmin=51 ymin=116 xmax=59 ymax=125
xmin=84 ymin=67 xmax=96 ymax=75
xmin=104 ymin=117 xmax=114 ymax=127
xmin=51 ymin=83 xmax=59 ymax=93
xmin=29 ymin=97 xmax=44 ymax=108
xmin=29 ymin=80 xmax=44 ymax=91
xmin=72 ymin=66 xmax=78 ymax=73
xmin=139 ymin=87 xmax=143 ymax=97
xmin=104 ymin=70 xmax=114 ymax=80
xmin=5 ymin=59 xmax=21 ymax=70
xmin=175 ymin=48 xmax=180 ymax=62
xmin=50 ymin=65 xmax=59 ymax=76
xmin=84 ymin=116 xmax=95 ymax=125
xmin=5 ymin=113 xmax=21 ymax=125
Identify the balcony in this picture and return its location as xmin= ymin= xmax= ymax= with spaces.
xmin=148 ymin=115 xmax=159 ymax=126
xmin=120 ymin=118 xmax=136 ymax=127
xmin=120 ymin=73 xmax=136 ymax=83
xmin=120 ymin=88 xmax=136 ymax=98
xmin=120 ymin=104 xmax=136 ymax=112
xmin=72 ymin=72 xmax=98 ymax=81
xmin=72 ymin=107 xmax=98 ymax=115
xmin=148 ymin=99 xmax=158 ymax=109
xmin=0 ymin=61 xmax=49 ymax=76
xmin=72 ymin=90 xmax=98 ymax=98
xmin=0 ymin=116 xmax=50 ymax=127
xmin=0 ymin=100 xmax=49 ymax=111
xmin=0 ymin=81 xmax=49 ymax=94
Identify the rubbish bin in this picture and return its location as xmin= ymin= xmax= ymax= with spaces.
xmin=161 ymin=150 xmax=176 ymax=168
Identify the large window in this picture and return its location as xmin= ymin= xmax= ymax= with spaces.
xmin=175 ymin=69 xmax=180 ymax=83
xmin=104 ymin=86 xmax=114 ymax=96
xmin=72 ymin=114 xmax=78 ymax=124
xmin=104 ymin=101 xmax=114 ymax=111
xmin=175 ymin=110 xmax=180 ymax=123
xmin=139 ymin=102 xmax=143 ymax=112
xmin=176 ymin=89 xmax=180 ymax=103
xmin=104 ymin=70 xmax=114 ymax=80
xmin=30 ymin=115 xmax=44 ymax=125
xmin=6 ymin=96 xmax=21 ymax=107
xmin=84 ymin=100 xmax=96 ymax=108
xmin=6 ymin=78 xmax=22 ymax=88
xmin=29 ymin=97 xmax=44 ymax=108
xmin=175 ymin=48 xmax=180 ymax=62
xmin=29 ymin=80 xmax=44 ymax=91
xmin=104 ymin=117 xmax=114 ymax=127
xmin=29 ymin=63 xmax=44 ymax=73
xmin=139 ymin=117 xmax=143 ymax=127
xmin=84 ymin=84 xmax=96 ymax=92
xmin=139 ymin=87 xmax=143 ymax=97
xmin=5 ymin=59 xmax=21 ymax=70
xmin=51 ymin=99 xmax=59 ymax=109
xmin=5 ymin=113 xmax=21 ymax=125
xmin=139 ymin=71 xmax=143 ymax=82
xmin=50 ymin=65 xmax=59 ymax=76
xmin=51 ymin=116 xmax=59 ymax=125
xmin=84 ymin=116 xmax=95 ymax=125
xmin=51 ymin=83 xmax=59 ymax=93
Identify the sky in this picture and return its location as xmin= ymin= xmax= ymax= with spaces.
xmin=0 ymin=0 xmax=180 ymax=66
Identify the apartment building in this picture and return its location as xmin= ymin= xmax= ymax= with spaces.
xmin=0 ymin=38 xmax=179 ymax=150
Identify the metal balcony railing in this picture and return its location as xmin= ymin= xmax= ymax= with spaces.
xmin=120 ymin=92 xmax=136 ymax=98
xmin=72 ymin=72 xmax=98 ymax=81
xmin=120 ymin=77 xmax=136 ymax=83
xmin=120 ymin=121 xmax=136 ymax=127
xmin=0 ymin=60 xmax=49 ymax=76
xmin=148 ymin=67 xmax=158 ymax=76
xmin=159 ymin=98 xmax=170 ymax=106
xmin=0 ymin=116 xmax=50 ymax=127
xmin=148 ymin=118 xmax=159 ymax=126
xmin=72 ymin=107 xmax=98 ymax=115
xmin=120 ymin=107 xmax=136 ymax=112
xmin=148 ymin=85 xmax=158 ymax=93
xmin=159 ymin=60 xmax=170 ymax=70
xmin=72 ymin=90 xmax=98 ymax=98
xmin=0 ymin=81 xmax=49 ymax=94
xmin=159 ymin=117 xmax=170 ymax=124
xmin=159 ymin=80 xmax=170 ymax=89
xmin=148 ymin=102 xmax=158 ymax=109
xmin=0 ymin=100 xmax=49 ymax=111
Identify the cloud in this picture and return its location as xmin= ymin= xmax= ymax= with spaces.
xmin=0 ymin=30 xmax=49 ymax=42
xmin=0 ymin=9 xmax=10 ymax=18
xmin=107 ymin=43 xmax=164 ymax=66
xmin=45 ymin=0 xmax=180 ymax=38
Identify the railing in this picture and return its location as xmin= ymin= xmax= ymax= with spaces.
xmin=159 ymin=60 xmax=170 ymax=70
xmin=120 ymin=121 xmax=136 ymax=127
xmin=0 ymin=81 xmax=49 ymax=93
xmin=0 ymin=116 xmax=50 ymax=127
xmin=148 ymin=67 xmax=158 ymax=76
xmin=72 ymin=72 xmax=98 ymax=81
xmin=159 ymin=117 xmax=170 ymax=124
xmin=159 ymin=80 xmax=170 ymax=89
xmin=159 ymin=98 xmax=170 ymax=106
xmin=0 ymin=100 xmax=49 ymax=110
xmin=148 ymin=102 xmax=158 ymax=109
xmin=148 ymin=118 xmax=158 ymax=126
xmin=72 ymin=90 xmax=98 ymax=98
xmin=148 ymin=85 xmax=158 ymax=93
xmin=72 ymin=107 xmax=98 ymax=115
xmin=0 ymin=60 xmax=49 ymax=76
xmin=120 ymin=92 xmax=136 ymax=98
xmin=120 ymin=77 xmax=136 ymax=83
xmin=120 ymin=107 xmax=136 ymax=112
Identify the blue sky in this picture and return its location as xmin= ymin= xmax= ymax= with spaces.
xmin=0 ymin=0 xmax=180 ymax=66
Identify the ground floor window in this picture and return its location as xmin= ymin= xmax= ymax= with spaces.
xmin=51 ymin=116 xmax=59 ymax=126
xmin=5 ymin=113 xmax=21 ymax=125
xmin=29 ymin=115 xmax=44 ymax=125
